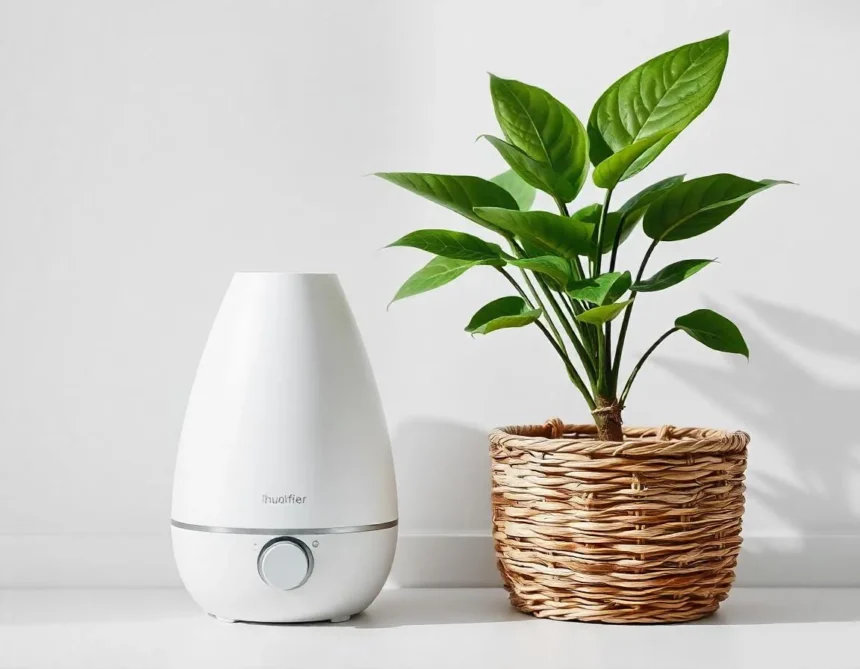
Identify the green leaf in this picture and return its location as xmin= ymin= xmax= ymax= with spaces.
xmin=571 ymin=203 xmax=603 ymax=224
xmin=567 ymin=271 xmax=632 ymax=305
xmin=465 ymin=296 xmax=542 ymax=335
xmin=617 ymin=175 xmax=686 ymax=219
xmin=387 ymin=229 xmax=505 ymax=264
xmin=576 ymin=299 xmax=634 ymax=325
xmin=491 ymin=169 xmax=536 ymax=211
xmin=588 ymin=32 xmax=730 ymax=169
xmin=633 ymin=259 xmax=715 ymax=292
xmin=508 ymin=256 xmax=571 ymax=287
xmin=481 ymin=135 xmax=581 ymax=202
xmin=592 ymin=131 xmax=679 ymax=188
xmin=490 ymin=75 xmax=588 ymax=201
xmin=675 ymin=308 xmax=749 ymax=358
xmin=643 ymin=174 xmax=789 ymax=242
xmin=473 ymin=207 xmax=594 ymax=259
xmin=390 ymin=256 xmax=488 ymax=305
xmin=375 ymin=172 xmax=519 ymax=235
xmin=594 ymin=176 xmax=686 ymax=254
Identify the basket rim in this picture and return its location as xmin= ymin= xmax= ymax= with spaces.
xmin=489 ymin=421 xmax=749 ymax=457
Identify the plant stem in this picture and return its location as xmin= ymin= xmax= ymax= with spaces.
xmin=619 ymin=327 xmax=679 ymax=406
xmin=508 ymin=240 xmax=597 ymax=384
xmin=604 ymin=211 xmax=629 ymax=369
xmin=593 ymin=188 xmax=614 ymax=278
xmin=534 ymin=274 xmax=597 ymax=384
xmin=497 ymin=268 xmax=595 ymax=409
xmin=535 ymin=321 xmax=596 ymax=411
xmin=593 ymin=188 xmax=615 ymax=394
xmin=496 ymin=266 xmax=534 ymax=306
xmin=609 ymin=211 xmax=628 ymax=274
xmin=507 ymin=248 xmax=569 ymax=356
xmin=555 ymin=199 xmax=588 ymax=282
xmin=611 ymin=238 xmax=659 ymax=395
xmin=596 ymin=324 xmax=608 ymax=394
xmin=553 ymin=199 xmax=595 ymax=355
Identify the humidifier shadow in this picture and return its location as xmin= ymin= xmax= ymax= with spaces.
xmin=387 ymin=418 xmax=499 ymax=591
xmin=653 ymin=294 xmax=860 ymax=622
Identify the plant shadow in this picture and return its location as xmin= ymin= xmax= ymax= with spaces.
xmin=654 ymin=294 xmax=860 ymax=617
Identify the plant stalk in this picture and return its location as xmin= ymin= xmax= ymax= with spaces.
xmin=509 ymin=240 xmax=596 ymax=384
xmin=611 ymin=238 xmax=659 ymax=395
xmin=593 ymin=188 xmax=614 ymax=278
xmin=619 ymin=327 xmax=679 ymax=406
xmin=535 ymin=321 xmax=596 ymax=411
xmin=608 ymin=211 xmax=628 ymax=274
xmin=497 ymin=266 xmax=595 ymax=403
xmin=534 ymin=274 xmax=597 ymax=384
xmin=594 ymin=188 xmax=615 ymax=399
xmin=555 ymin=199 xmax=588 ymax=282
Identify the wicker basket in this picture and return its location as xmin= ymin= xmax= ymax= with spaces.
xmin=489 ymin=419 xmax=748 ymax=623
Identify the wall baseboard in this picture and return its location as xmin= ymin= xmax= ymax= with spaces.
xmin=1 ymin=533 xmax=858 ymax=588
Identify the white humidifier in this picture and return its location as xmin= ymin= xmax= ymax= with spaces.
xmin=171 ymin=272 xmax=397 ymax=623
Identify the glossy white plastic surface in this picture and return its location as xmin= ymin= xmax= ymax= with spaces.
xmin=172 ymin=272 xmax=396 ymax=530
xmin=172 ymin=526 xmax=397 ymax=623
xmin=171 ymin=273 xmax=397 ymax=622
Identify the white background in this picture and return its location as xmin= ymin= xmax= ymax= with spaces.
xmin=1 ymin=0 xmax=858 ymax=586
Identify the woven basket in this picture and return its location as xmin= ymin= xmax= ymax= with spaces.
xmin=489 ymin=419 xmax=748 ymax=623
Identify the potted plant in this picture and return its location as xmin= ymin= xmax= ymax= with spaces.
xmin=376 ymin=32 xmax=787 ymax=623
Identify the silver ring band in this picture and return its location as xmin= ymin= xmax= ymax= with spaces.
xmin=170 ymin=518 xmax=398 ymax=536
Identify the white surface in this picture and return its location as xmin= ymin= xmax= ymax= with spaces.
xmin=1 ymin=0 xmax=859 ymax=586
xmin=1 ymin=588 xmax=859 ymax=669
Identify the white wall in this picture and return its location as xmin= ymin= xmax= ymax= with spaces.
xmin=1 ymin=0 xmax=858 ymax=587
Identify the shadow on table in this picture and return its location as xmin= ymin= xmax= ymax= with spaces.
xmin=699 ymin=589 xmax=860 ymax=625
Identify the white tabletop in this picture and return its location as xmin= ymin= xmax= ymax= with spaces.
xmin=1 ymin=588 xmax=858 ymax=669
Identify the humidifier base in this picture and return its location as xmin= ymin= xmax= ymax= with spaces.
xmin=171 ymin=523 xmax=397 ymax=623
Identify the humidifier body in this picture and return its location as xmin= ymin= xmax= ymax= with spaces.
xmin=171 ymin=272 xmax=397 ymax=623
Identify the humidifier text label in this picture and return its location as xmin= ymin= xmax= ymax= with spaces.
xmin=261 ymin=494 xmax=307 ymax=505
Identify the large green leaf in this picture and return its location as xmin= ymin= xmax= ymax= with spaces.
xmin=576 ymin=299 xmax=634 ymax=325
xmin=490 ymin=75 xmax=588 ymax=201
xmin=375 ymin=172 xmax=519 ymax=235
xmin=491 ymin=169 xmax=536 ymax=211
xmin=675 ymin=308 xmax=749 ymax=358
xmin=643 ymin=174 xmax=788 ymax=241
xmin=390 ymin=256 xmax=488 ymax=305
xmin=567 ymin=271 xmax=632 ymax=305
xmin=387 ymin=229 xmax=505 ymax=264
xmin=633 ymin=259 xmax=714 ymax=292
xmin=481 ymin=135 xmax=581 ymax=202
xmin=588 ymin=33 xmax=730 ymax=170
xmin=508 ymin=256 xmax=571 ymax=287
xmin=473 ymin=207 xmax=594 ymax=259
xmin=465 ymin=296 xmax=542 ymax=335
xmin=592 ymin=131 xmax=679 ymax=188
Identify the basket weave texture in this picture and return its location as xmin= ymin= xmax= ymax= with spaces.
xmin=489 ymin=419 xmax=748 ymax=623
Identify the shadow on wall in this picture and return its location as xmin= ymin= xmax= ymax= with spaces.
xmin=656 ymin=294 xmax=860 ymax=586
xmin=387 ymin=418 xmax=499 ymax=587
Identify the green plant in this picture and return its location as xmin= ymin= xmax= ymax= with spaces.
xmin=377 ymin=33 xmax=788 ymax=441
